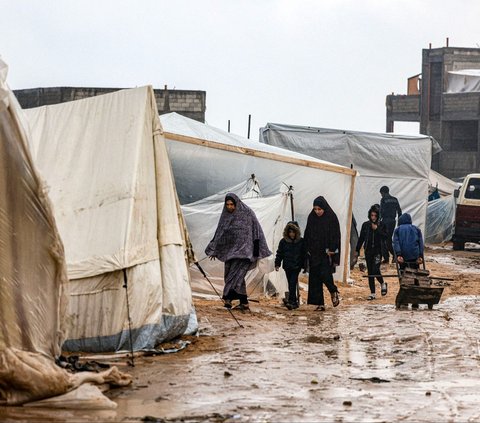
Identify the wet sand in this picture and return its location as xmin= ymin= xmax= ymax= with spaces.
xmin=1 ymin=244 xmax=479 ymax=422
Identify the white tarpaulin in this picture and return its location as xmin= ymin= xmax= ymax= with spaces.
xmin=182 ymin=179 xmax=289 ymax=297
xmin=0 ymin=58 xmax=132 ymax=406
xmin=260 ymin=123 xmax=441 ymax=233
xmin=447 ymin=69 xmax=480 ymax=93
xmin=25 ymin=87 xmax=195 ymax=352
xmin=160 ymin=113 xmax=357 ymax=284
xmin=429 ymin=169 xmax=460 ymax=196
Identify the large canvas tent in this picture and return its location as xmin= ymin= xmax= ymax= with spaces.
xmin=25 ymin=87 xmax=194 ymax=352
xmin=0 ymin=58 xmax=131 ymax=406
xmin=260 ymin=123 xmax=441 ymax=233
xmin=160 ymin=113 xmax=357 ymax=285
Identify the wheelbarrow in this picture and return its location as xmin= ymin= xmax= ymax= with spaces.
xmin=394 ymin=256 xmax=450 ymax=310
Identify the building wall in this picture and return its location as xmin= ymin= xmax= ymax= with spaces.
xmin=13 ymin=86 xmax=207 ymax=123
xmin=387 ymin=47 xmax=480 ymax=179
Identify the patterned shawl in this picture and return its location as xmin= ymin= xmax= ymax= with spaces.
xmin=205 ymin=193 xmax=271 ymax=262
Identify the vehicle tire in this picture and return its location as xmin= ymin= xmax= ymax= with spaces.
xmin=452 ymin=240 xmax=465 ymax=251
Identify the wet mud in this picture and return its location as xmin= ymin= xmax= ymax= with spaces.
xmin=1 ymin=244 xmax=480 ymax=422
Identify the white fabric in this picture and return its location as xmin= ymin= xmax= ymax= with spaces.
xmin=182 ymin=182 xmax=288 ymax=296
xmin=260 ymin=123 xmax=440 ymax=233
xmin=161 ymin=113 xmax=356 ymax=283
xmin=428 ymin=169 xmax=459 ymax=196
xmin=447 ymin=69 xmax=480 ymax=93
xmin=0 ymin=58 xmax=68 ymax=358
xmin=25 ymin=87 xmax=194 ymax=351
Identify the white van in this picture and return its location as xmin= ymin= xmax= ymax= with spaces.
xmin=453 ymin=173 xmax=480 ymax=250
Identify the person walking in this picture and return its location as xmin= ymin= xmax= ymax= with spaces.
xmin=206 ymin=193 xmax=271 ymax=311
xmin=275 ymin=221 xmax=306 ymax=310
xmin=355 ymin=205 xmax=388 ymax=300
xmin=304 ymin=196 xmax=341 ymax=311
xmin=379 ymin=186 xmax=402 ymax=263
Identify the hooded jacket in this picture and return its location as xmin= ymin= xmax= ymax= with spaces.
xmin=393 ymin=213 xmax=424 ymax=261
xmin=356 ymin=206 xmax=387 ymax=255
xmin=275 ymin=222 xmax=306 ymax=270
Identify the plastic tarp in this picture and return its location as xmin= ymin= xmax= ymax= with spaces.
xmin=0 ymin=58 xmax=132 ymax=406
xmin=447 ymin=69 xmax=480 ymax=93
xmin=429 ymin=169 xmax=459 ymax=196
xmin=182 ymin=180 xmax=289 ymax=297
xmin=425 ymin=195 xmax=456 ymax=244
xmin=260 ymin=123 xmax=441 ymax=233
xmin=160 ymin=113 xmax=356 ymax=284
xmin=25 ymin=87 xmax=195 ymax=352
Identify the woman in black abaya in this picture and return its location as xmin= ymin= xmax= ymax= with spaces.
xmin=304 ymin=196 xmax=341 ymax=311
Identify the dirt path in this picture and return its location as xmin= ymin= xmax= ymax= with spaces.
xmin=1 ymin=244 xmax=479 ymax=422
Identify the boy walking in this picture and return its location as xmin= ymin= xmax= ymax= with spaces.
xmin=275 ymin=221 xmax=306 ymax=310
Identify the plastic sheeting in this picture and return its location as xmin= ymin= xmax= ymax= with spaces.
xmin=161 ymin=113 xmax=357 ymax=284
xmin=25 ymin=87 xmax=195 ymax=352
xmin=447 ymin=69 xmax=480 ymax=93
xmin=182 ymin=180 xmax=289 ymax=297
xmin=0 ymin=58 xmax=68 ymax=359
xmin=425 ymin=195 xmax=456 ymax=244
xmin=260 ymin=123 xmax=440 ymax=233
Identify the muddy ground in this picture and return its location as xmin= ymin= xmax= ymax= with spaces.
xmin=1 ymin=244 xmax=480 ymax=422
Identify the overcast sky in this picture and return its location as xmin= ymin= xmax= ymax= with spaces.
xmin=2 ymin=0 xmax=480 ymax=139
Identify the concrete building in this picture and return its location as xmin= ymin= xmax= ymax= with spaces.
xmin=14 ymin=85 xmax=207 ymax=123
xmin=386 ymin=46 xmax=480 ymax=179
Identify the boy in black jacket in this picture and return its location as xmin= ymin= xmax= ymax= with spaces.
xmin=355 ymin=205 xmax=388 ymax=300
xmin=275 ymin=221 xmax=306 ymax=310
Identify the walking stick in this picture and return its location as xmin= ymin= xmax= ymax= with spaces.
xmin=122 ymin=269 xmax=135 ymax=367
xmin=194 ymin=261 xmax=244 ymax=329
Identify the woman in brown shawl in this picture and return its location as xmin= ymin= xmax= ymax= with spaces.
xmin=304 ymin=196 xmax=341 ymax=311
xmin=206 ymin=193 xmax=271 ymax=311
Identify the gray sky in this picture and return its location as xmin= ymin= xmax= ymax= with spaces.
xmin=2 ymin=0 xmax=480 ymax=139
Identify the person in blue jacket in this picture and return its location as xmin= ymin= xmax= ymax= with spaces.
xmin=393 ymin=213 xmax=424 ymax=271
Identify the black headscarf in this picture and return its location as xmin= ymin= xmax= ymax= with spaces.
xmin=205 ymin=193 xmax=271 ymax=262
xmin=304 ymin=196 xmax=341 ymax=268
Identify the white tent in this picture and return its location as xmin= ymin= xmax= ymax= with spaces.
xmin=0 ymin=58 xmax=131 ymax=406
xmin=429 ymin=169 xmax=459 ymax=196
xmin=25 ymin=87 xmax=195 ymax=352
xmin=181 ymin=179 xmax=291 ymax=297
xmin=160 ymin=113 xmax=357 ymax=284
xmin=260 ymin=123 xmax=441 ymax=233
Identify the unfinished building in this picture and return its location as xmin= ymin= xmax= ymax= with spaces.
xmin=14 ymin=85 xmax=206 ymax=123
xmin=386 ymin=46 xmax=480 ymax=179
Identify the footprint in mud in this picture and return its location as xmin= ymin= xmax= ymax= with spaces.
xmin=304 ymin=335 xmax=340 ymax=344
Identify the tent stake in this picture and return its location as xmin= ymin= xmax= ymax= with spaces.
xmin=194 ymin=262 xmax=244 ymax=329
xmin=122 ymin=269 xmax=135 ymax=367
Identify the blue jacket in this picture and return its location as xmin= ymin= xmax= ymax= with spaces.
xmin=393 ymin=213 xmax=424 ymax=261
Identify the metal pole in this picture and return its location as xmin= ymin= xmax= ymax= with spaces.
xmin=289 ymin=186 xmax=295 ymax=221
xmin=122 ymin=269 xmax=135 ymax=367
xmin=228 ymin=120 xmax=230 ymax=133
xmin=194 ymin=262 xmax=244 ymax=328
xmin=247 ymin=114 xmax=251 ymax=139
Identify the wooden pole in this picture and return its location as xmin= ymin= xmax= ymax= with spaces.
xmin=247 ymin=114 xmax=251 ymax=139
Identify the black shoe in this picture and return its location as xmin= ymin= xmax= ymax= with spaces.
xmin=223 ymin=299 xmax=232 ymax=309
xmin=315 ymin=305 xmax=326 ymax=311
xmin=381 ymin=282 xmax=388 ymax=296
xmin=331 ymin=291 xmax=340 ymax=307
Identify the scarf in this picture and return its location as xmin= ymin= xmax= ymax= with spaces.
xmin=205 ymin=193 xmax=271 ymax=262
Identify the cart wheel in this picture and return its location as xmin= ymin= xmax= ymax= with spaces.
xmin=427 ymin=303 xmax=434 ymax=310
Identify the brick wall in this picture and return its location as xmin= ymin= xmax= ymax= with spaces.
xmin=13 ymin=86 xmax=207 ymax=123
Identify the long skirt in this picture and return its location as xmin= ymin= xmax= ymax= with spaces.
xmin=307 ymin=255 xmax=338 ymax=306
xmin=223 ymin=258 xmax=252 ymax=304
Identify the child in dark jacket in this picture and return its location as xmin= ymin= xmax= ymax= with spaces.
xmin=393 ymin=213 xmax=424 ymax=270
xmin=355 ymin=205 xmax=388 ymax=300
xmin=275 ymin=221 xmax=306 ymax=310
